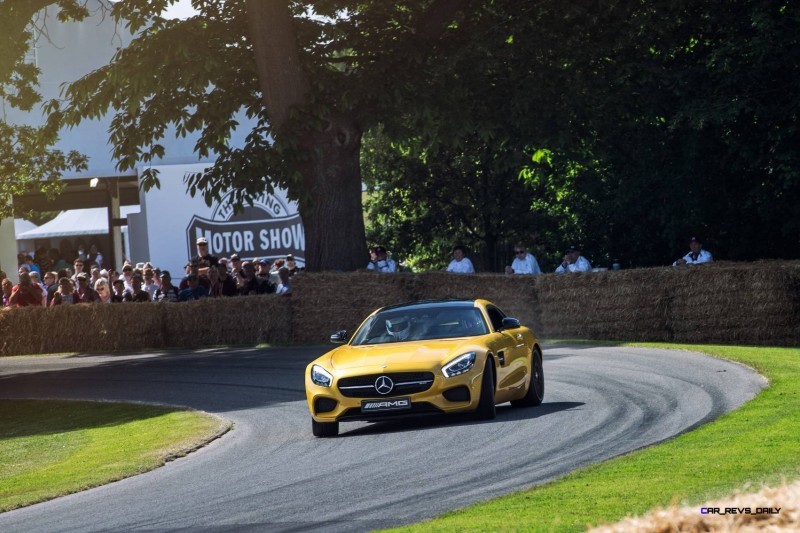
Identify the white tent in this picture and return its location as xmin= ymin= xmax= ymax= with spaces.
xmin=16 ymin=207 xmax=140 ymax=240
xmin=14 ymin=219 xmax=37 ymax=238
xmin=15 ymin=218 xmax=39 ymax=257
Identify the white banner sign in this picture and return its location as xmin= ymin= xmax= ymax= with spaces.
xmin=139 ymin=164 xmax=304 ymax=275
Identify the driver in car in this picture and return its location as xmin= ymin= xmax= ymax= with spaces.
xmin=386 ymin=316 xmax=412 ymax=341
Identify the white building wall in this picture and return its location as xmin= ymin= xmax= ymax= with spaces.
xmin=2 ymin=0 xmax=253 ymax=179
xmin=3 ymin=3 xmax=304 ymax=273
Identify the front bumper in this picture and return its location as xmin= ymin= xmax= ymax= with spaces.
xmin=306 ymin=366 xmax=484 ymax=423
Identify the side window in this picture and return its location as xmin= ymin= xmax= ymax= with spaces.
xmin=486 ymin=306 xmax=505 ymax=332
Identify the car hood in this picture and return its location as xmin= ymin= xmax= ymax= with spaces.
xmin=328 ymin=340 xmax=477 ymax=371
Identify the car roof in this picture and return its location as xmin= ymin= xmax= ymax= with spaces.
xmin=378 ymin=299 xmax=484 ymax=313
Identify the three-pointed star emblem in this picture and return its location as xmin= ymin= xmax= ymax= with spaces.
xmin=374 ymin=376 xmax=394 ymax=395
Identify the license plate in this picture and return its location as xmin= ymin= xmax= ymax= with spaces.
xmin=361 ymin=397 xmax=412 ymax=412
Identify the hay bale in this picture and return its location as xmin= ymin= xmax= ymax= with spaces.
xmin=533 ymin=261 xmax=800 ymax=344
xmin=161 ymin=296 xmax=292 ymax=346
xmin=0 ymin=296 xmax=293 ymax=356
xmin=1 ymin=261 xmax=797 ymax=355
xmin=290 ymin=272 xmax=410 ymax=342
xmin=590 ymin=480 xmax=800 ymax=532
xmin=290 ymin=271 xmax=542 ymax=343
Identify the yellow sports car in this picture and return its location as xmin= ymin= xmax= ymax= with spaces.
xmin=305 ymin=299 xmax=544 ymax=437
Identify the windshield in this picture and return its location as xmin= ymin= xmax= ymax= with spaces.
xmin=350 ymin=306 xmax=489 ymax=345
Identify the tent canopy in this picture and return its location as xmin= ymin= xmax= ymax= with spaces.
xmin=14 ymin=219 xmax=37 ymax=238
xmin=16 ymin=207 xmax=140 ymax=240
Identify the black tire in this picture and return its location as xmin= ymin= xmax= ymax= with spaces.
xmin=511 ymin=347 xmax=544 ymax=407
xmin=311 ymin=418 xmax=339 ymax=438
xmin=475 ymin=359 xmax=496 ymax=420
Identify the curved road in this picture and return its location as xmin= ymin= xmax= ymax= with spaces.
xmin=0 ymin=344 xmax=765 ymax=532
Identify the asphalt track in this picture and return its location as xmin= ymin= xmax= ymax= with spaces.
xmin=0 ymin=344 xmax=765 ymax=532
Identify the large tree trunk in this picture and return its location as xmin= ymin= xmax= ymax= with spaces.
xmin=295 ymin=118 xmax=367 ymax=271
xmin=246 ymin=0 xmax=366 ymax=271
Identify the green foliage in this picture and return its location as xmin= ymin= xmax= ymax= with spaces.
xmin=3 ymin=1 xmax=799 ymax=266
xmin=363 ymin=132 xmax=568 ymax=272
xmin=0 ymin=1 xmax=94 ymax=219
xmin=514 ymin=1 xmax=800 ymax=265
xmin=366 ymin=1 xmax=800 ymax=269
xmin=0 ymin=123 xmax=88 ymax=220
xmin=38 ymin=1 xmax=487 ymax=208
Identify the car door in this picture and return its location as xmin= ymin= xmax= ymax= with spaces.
xmin=486 ymin=305 xmax=529 ymax=402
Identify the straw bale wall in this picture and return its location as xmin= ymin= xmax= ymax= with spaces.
xmin=288 ymin=263 xmax=799 ymax=345
xmin=0 ymin=261 xmax=796 ymax=356
xmin=289 ymin=272 xmax=540 ymax=343
xmin=533 ymin=261 xmax=800 ymax=345
xmin=0 ymin=296 xmax=291 ymax=356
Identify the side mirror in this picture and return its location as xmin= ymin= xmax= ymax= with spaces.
xmin=330 ymin=330 xmax=348 ymax=344
xmin=501 ymin=317 xmax=520 ymax=331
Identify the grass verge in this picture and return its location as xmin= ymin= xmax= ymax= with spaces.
xmin=0 ymin=399 xmax=230 ymax=512
xmin=385 ymin=343 xmax=800 ymax=532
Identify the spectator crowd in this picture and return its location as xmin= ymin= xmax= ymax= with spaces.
xmin=2 ymin=235 xmax=715 ymax=308
xmin=370 ymin=236 xmax=713 ymax=276
xmin=2 ymin=237 xmax=297 ymax=308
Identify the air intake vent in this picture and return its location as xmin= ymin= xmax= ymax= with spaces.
xmin=314 ymin=397 xmax=338 ymax=414
xmin=443 ymin=386 xmax=470 ymax=402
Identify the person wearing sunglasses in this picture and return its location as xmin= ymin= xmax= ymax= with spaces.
xmin=74 ymin=273 xmax=101 ymax=303
xmin=94 ymin=278 xmax=112 ymax=303
xmin=505 ymin=244 xmax=541 ymax=275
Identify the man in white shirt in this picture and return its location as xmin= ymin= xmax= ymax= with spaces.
xmin=446 ymin=245 xmax=475 ymax=273
xmin=555 ymin=245 xmax=592 ymax=273
xmin=673 ymin=236 xmax=713 ymax=266
xmin=366 ymin=246 xmax=397 ymax=273
xmin=505 ymin=244 xmax=542 ymax=274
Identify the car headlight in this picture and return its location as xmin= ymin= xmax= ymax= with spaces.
xmin=442 ymin=352 xmax=477 ymax=377
xmin=311 ymin=364 xmax=333 ymax=387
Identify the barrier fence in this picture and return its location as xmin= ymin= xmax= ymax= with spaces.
xmin=1 ymin=261 xmax=797 ymax=356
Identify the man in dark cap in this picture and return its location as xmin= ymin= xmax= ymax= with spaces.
xmin=673 ymin=236 xmax=713 ymax=266
xmin=179 ymin=274 xmax=209 ymax=301
xmin=257 ymin=258 xmax=272 ymax=279
xmin=229 ymin=253 xmax=244 ymax=278
xmin=366 ymin=246 xmax=397 ymax=273
xmin=75 ymin=273 xmax=100 ymax=303
xmin=126 ymin=274 xmax=152 ymax=302
xmin=154 ymin=271 xmax=181 ymax=302
xmin=285 ymin=254 xmax=300 ymax=276
xmin=555 ymin=245 xmax=592 ymax=273
xmin=180 ymin=259 xmax=211 ymax=290
xmin=216 ymin=263 xmax=239 ymax=296
xmin=238 ymin=261 xmax=274 ymax=295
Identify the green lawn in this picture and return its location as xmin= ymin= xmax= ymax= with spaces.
xmin=0 ymin=399 xmax=230 ymax=512
xmin=386 ymin=343 xmax=800 ymax=532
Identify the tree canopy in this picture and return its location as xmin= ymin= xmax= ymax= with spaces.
xmin=2 ymin=1 xmax=798 ymax=270
xmin=4 ymin=0 xmax=482 ymax=269
xmin=363 ymin=1 xmax=800 ymax=269
xmin=0 ymin=0 xmax=88 ymax=218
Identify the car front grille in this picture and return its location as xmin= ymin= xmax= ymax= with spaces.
xmin=337 ymin=372 xmax=435 ymax=398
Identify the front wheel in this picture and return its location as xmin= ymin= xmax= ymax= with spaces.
xmin=311 ymin=418 xmax=339 ymax=438
xmin=511 ymin=347 xmax=544 ymax=407
xmin=474 ymin=359 xmax=496 ymax=420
